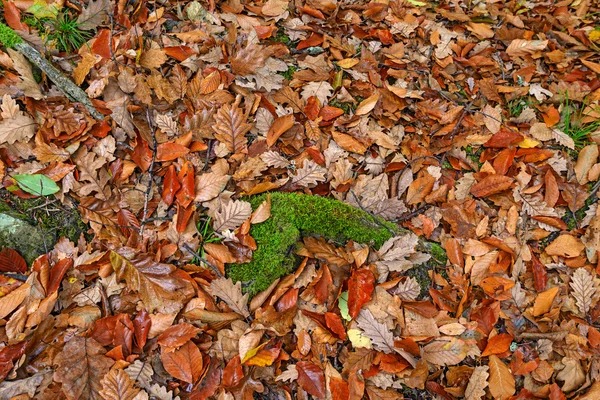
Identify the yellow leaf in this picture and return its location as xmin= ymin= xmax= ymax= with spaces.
xmin=337 ymin=58 xmax=359 ymax=69
xmin=348 ymin=329 xmax=372 ymax=349
xmin=517 ymin=137 xmax=540 ymax=148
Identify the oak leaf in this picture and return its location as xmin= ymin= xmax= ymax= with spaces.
xmin=422 ymin=338 xmax=468 ymax=366
xmin=213 ymin=100 xmax=251 ymax=154
xmin=77 ymin=0 xmax=110 ymax=30
xmin=465 ymin=366 xmax=489 ymax=400
xmin=570 ymin=268 xmax=596 ymax=316
xmin=230 ymin=43 xmax=270 ymax=76
xmin=213 ymin=200 xmax=252 ymax=232
xmin=0 ymin=94 xmax=36 ymax=145
xmin=292 ymin=160 xmax=327 ymax=187
xmin=210 ymin=277 xmax=250 ymax=318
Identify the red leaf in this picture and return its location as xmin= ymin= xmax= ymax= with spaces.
xmin=176 ymin=204 xmax=195 ymax=233
xmin=530 ymin=252 xmax=547 ymax=292
xmin=4 ymin=2 xmax=27 ymax=31
xmin=157 ymin=323 xmax=200 ymax=351
xmin=548 ymin=383 xmax=566 ymax=400
xmin=133 ymin=309 xmax=151 ymax=351
xmin=89 ymin=315 xmax=121 ymax=346
xmin=304 ymin=96 xmax=320 ymax=120
xmin=156 ymin=142 xmax=190 ymax=162
xmin=162 ymin=165 xmax=181 ymax=206
xmin=483 ymin=128 xmax=523 ymax=148
xmin=113 ymin=314 xmax=135 ymax=357
xmin=222 ymin=355 xmax=243 ymax=387
xmin=470 ymin=175 xmax=513 ymax=198
xmin=296 ymin=361 xmax=325 ymax=399
xmin=276 ymin=288 xmax=298 ymax=312
xmin=0 ymin=341 xmax=27 ymax=380
xmin=510 ymin=348 xmax=539 ymax=375
xmin=47 ymin=258 xmax=73 ymax=294
xmin=0 ymin=248 xmax=27 ymax=273
xmin=443 ymin=238 xmax=463 ymax=268
xmin=493 ymin=147 xmax=516 ymax=175
xmin=91 ymin=29 xmax=113 ymax=59
xmin=161 ymin=340 xmax=203 ymax=384
xmin=347 ymin=267 xmax=375 ymax=319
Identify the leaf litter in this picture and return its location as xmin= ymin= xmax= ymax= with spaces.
xmin=0 ymin=0 xmax=599 ymax=399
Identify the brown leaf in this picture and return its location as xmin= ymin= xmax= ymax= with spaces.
xmin=0 ymin=283 xmax=30 ymax=320
xmin=332 ymin=131 xmax=367 ymax=154
xmin=296 ymin=361 xmax=325 ymax=399
xmin=157 ymin=323 xmax=201 ymax=350
xmin=470 ymin=175 xmax=513 ymax=198
xmin=267 ymin=114 xmax=295 ymax=147
xmin=210 ymin=277 xmax=250 ymax=318
xmin=545 ymin=235 xmax=585 ymax=258
xmin=574 ymin=144 xmax=598 ymax=185
xmin=110 ymin=250 xmax=195 ymax=313
xmin=161 ymin=340 xmax=203 ymax=384
xmin=231 ymin=43 xmax=271 ymax=76
xmin=54 ymin=337 xmax=115 ymax=400
xmin=99 ymin=368 xmax=140 ymax=400
xmin=533 ymin=286 xmax=559 ymax=316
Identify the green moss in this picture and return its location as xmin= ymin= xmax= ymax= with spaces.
xmin=0 ymin=23 xmax=23 ymax=48
xmin=0 ymin=190 xmax=89 ymax=262
xmin=279 ymin=65 xmax=297 ymax=80
xmin=228 ymin=193 xmax=399 ymax=295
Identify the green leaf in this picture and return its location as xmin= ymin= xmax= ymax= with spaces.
xmin=26 ymin=0 xmax=60 ymax=19
xmin=406 ymin=0 xmax=427 ymax=6
xmin=12 ymin=174 xmax=60 ymax=196
xmin=338 ymin=291 xmax=351 ymax=321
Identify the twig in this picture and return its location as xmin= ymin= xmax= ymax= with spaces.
xmin=396 ymin=204 xmax=433 ymax=223
xmin=138 ymin=107 xmax=158 ymax=237
xmin=182 ymin=243 xmax=224 ymax=278
xmin=0 ymin=271 xmax=28 ymax=281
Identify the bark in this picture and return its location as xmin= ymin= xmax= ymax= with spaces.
xmin=14 ymin=41 xmax=104 ymax=120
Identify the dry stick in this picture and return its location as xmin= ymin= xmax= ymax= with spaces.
xmin=13 ymin=41 xmax=104 ymax=120
xmin=138 ymin=107 xmax=158 ymax=237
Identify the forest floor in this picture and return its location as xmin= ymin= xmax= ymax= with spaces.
xmin=0 ymin=0 xmax=600 ymax=399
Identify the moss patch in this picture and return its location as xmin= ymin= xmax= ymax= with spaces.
xmin=0 ymin=190 xmax=88 ymax=264
xmin=228 ymin=193 xmax=400 ymax=295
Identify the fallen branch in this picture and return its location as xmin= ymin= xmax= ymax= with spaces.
xmin=0 ymin=23 xmax=103 ymax=120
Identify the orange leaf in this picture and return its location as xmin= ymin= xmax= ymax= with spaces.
xmin=222 ymin=355 xmax=244 ymax=387
xmin=200 ymin=70 xmax=221 ymax=95
xmin=533 ymin=286 xmax=559 ymax=316
xmin=156 ymin=143 xmax=190 ymax=162
xmin=320 ymin=106 xmax=344 ymax=121
xmin=297 ymin=33 xmax=324 ymax=50
xmin=267 ymin=114 xmax=295 ymax=147
xmin=254 ymin=25 xmax=277 ymax=39
xmin=470 ymin=175 xmax=513 ymax=198
xmin=162 ymin=165 xmax=181 ymax=206
xmin=92 ymin=29 xmax=113 ymax=59
xmin=444 ymin=238 xmax=464 ymax=268
xmin=406 ymin=174 xmax=435 ymax=205
xmin=4 ymin=2 xmax=26 ymax=31
xmin=484 ymin=129 xmax=523 ymax=148
xmin=332 ymin=131 xmax=367 ymax=154
xmin=297 ymin=361 xmax=326 ymax=398
xmin=482 ymin=333 xmax=513 ymax=356
xmin=161 ymin=340 xmax=203 ymax=383
xmin=329 ymin=377 xmax=350 ymax=400
xmin=164 ymin=46 xmax=196 ymax=61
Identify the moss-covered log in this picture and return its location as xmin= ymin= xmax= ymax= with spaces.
xmin=228 ymin=193 xmax=402 ymax=295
